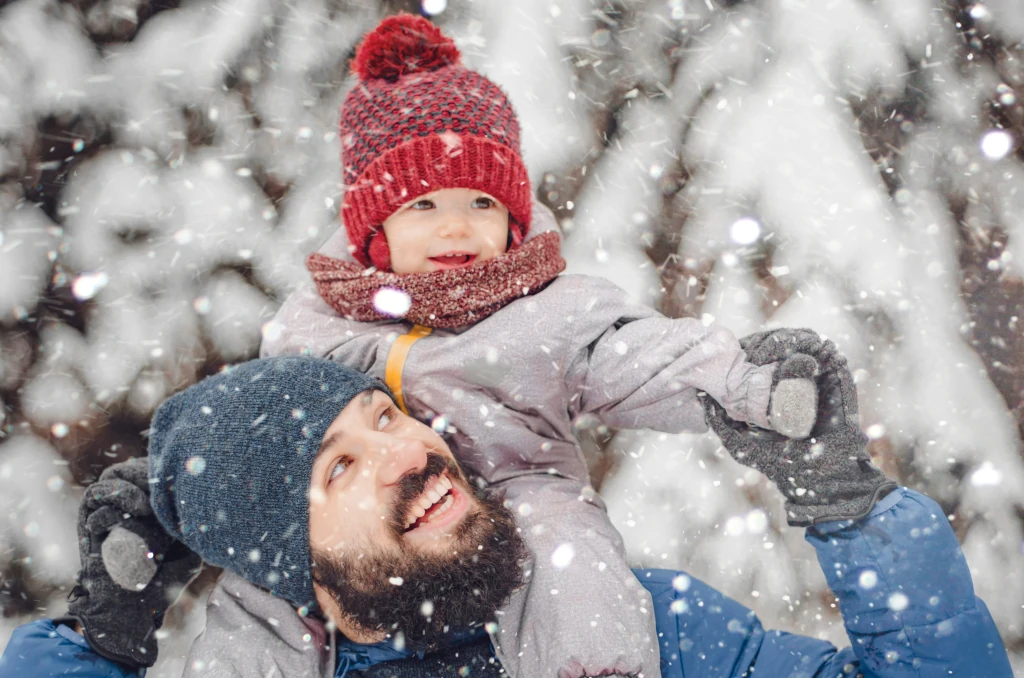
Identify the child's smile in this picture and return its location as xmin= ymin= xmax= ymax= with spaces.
xmin=427 ymin=251 xmax=478 ymax=269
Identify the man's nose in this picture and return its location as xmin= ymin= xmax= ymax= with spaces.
xmin=376 ymin=437 xmax=429 ymax=486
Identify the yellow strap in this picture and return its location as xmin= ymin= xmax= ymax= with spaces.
xmin=385 ymin=325 xmax=432 ymax=414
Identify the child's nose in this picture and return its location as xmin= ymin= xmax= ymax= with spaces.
xmin=438 ymin=212 xmax=471 ymax=239
xmin=377 ymin=437 xmax=429 ymax=486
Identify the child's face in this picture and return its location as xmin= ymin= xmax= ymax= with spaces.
xmin=381 ymin=188 xmax=510 ymax=274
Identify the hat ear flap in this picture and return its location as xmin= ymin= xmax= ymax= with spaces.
xmin=367 ymin=229 xmax=392 ymax=271
xmin=508 ymin=216 xmax=527 ymax=250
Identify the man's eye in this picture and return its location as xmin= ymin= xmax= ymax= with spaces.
xmin=329 ymin=459 xmax=350 ymax=481
xmin=378 ymin=407 xmax=396 ymax=430
xmin=411 ymin=199 xmax=434 ymax=210
xmin=472 ymin=197 xmax=495 ymax=209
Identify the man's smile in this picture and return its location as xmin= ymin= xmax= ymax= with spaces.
xmin=401 ymin=472 xmax=469 ymax=535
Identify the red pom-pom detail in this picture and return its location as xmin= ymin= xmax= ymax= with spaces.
xmin=353 ymin=14 xmax=461 ymax=82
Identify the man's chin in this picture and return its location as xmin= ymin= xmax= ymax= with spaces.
xmin=312 ymin=487 xmax=527 ymax=646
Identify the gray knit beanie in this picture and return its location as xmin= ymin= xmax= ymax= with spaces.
xmin=148 ymin=356 xmax=386 ymax=609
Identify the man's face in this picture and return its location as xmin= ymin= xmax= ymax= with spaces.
xmin=308 ymin=390 xmax=525 ymax=645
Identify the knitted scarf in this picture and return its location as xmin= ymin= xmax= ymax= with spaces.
xmin=307 ymin=231 xmax=565 ymax=329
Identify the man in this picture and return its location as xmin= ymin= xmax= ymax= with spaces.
xmin=0 ymin=350 xmax=1013 ymax=677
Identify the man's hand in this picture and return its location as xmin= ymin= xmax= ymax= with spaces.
xmin=68 ymin=457 xmax=202 ymax=668
xmin=705 ymin=333 xmax=897 ymax=526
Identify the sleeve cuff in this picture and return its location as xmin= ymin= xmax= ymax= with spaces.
xmin=810 ymin=486 xmax=905 ymax=535
xmin=53 ymin=620 xmax=92 ymax=649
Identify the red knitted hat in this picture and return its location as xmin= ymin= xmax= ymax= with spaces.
xmin=340 ymin=14 xmax=532 ymax=270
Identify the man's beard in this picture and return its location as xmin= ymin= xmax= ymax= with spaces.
xmin=311 ymin=453 xmax=527 ymax=647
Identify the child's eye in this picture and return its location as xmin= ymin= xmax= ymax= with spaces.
xmin=329 ymin=458 xmax=350 ymax=482
xmin=472 ymin=196 xmax=495 ymax=209
xmin=378 ymin=406 xmax=396 ymax=430
xmin=411 ymin=199 xmax=434 ymax=210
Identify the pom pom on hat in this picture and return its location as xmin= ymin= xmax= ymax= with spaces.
xmin=353 ymin=14 xmax=461 ymax=82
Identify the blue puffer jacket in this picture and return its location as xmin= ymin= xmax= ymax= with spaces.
xmin=0 ymin=488 xmax=1012 ymax=678
xmin=647 ymin=487 xmax=1011 ymax=677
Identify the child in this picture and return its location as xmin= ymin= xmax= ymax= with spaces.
xmin=261 ymin=14 xmax=819 ymax=678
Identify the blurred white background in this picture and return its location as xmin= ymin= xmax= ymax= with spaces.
xmin=1 ymin=0 xmax=1022 ymax=673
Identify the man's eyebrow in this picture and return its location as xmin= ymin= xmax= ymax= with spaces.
xmin=316 ymin=389 xmax=376 ymax=458
xmin=318 ymin=431 xmax=344 ymax=458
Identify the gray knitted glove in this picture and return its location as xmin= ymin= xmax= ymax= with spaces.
xmin=68 ymin=456 xmax=202 ymax=668
xmin=705 ymin=334 xmax=897 ymax=526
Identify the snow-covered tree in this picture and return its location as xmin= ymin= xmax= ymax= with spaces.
xmin=0 ymin=0 xmax=386 ymax=667
xmin=554 ymin=0 xmax=1024 ymax=669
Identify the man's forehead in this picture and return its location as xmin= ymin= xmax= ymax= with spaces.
xmin=317 ymin=389 xmax=379 ymax=456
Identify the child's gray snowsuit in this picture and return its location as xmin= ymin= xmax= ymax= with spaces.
xmin=262 ymin=202 xmax=776 ymax=678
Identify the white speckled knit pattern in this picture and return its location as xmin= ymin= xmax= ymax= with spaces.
xmin=307 ymin=231 xmax=565 ymax=330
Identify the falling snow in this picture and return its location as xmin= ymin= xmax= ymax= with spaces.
xmin=1 ymin=0 xmax=1023 ymax=675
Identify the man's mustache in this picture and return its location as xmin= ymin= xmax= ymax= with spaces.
xmin=389 ymin=452 xmax=465 ymax=535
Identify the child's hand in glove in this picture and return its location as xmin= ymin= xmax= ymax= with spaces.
xmin=743 ymin=328 xmax=823 ymax=439
xmin=68 ymin=456 xmax=202 ymax=669
xmin=706 ymin=337 xmax=897 ymax=526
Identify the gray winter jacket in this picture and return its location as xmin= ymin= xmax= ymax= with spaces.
xmin=256 ymin=202 xmax=776 ymax=678
xmin=185 ymin=570 xmax=333 ymax=677
xmin=184 ymin=570 xmax=501 ymax=678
